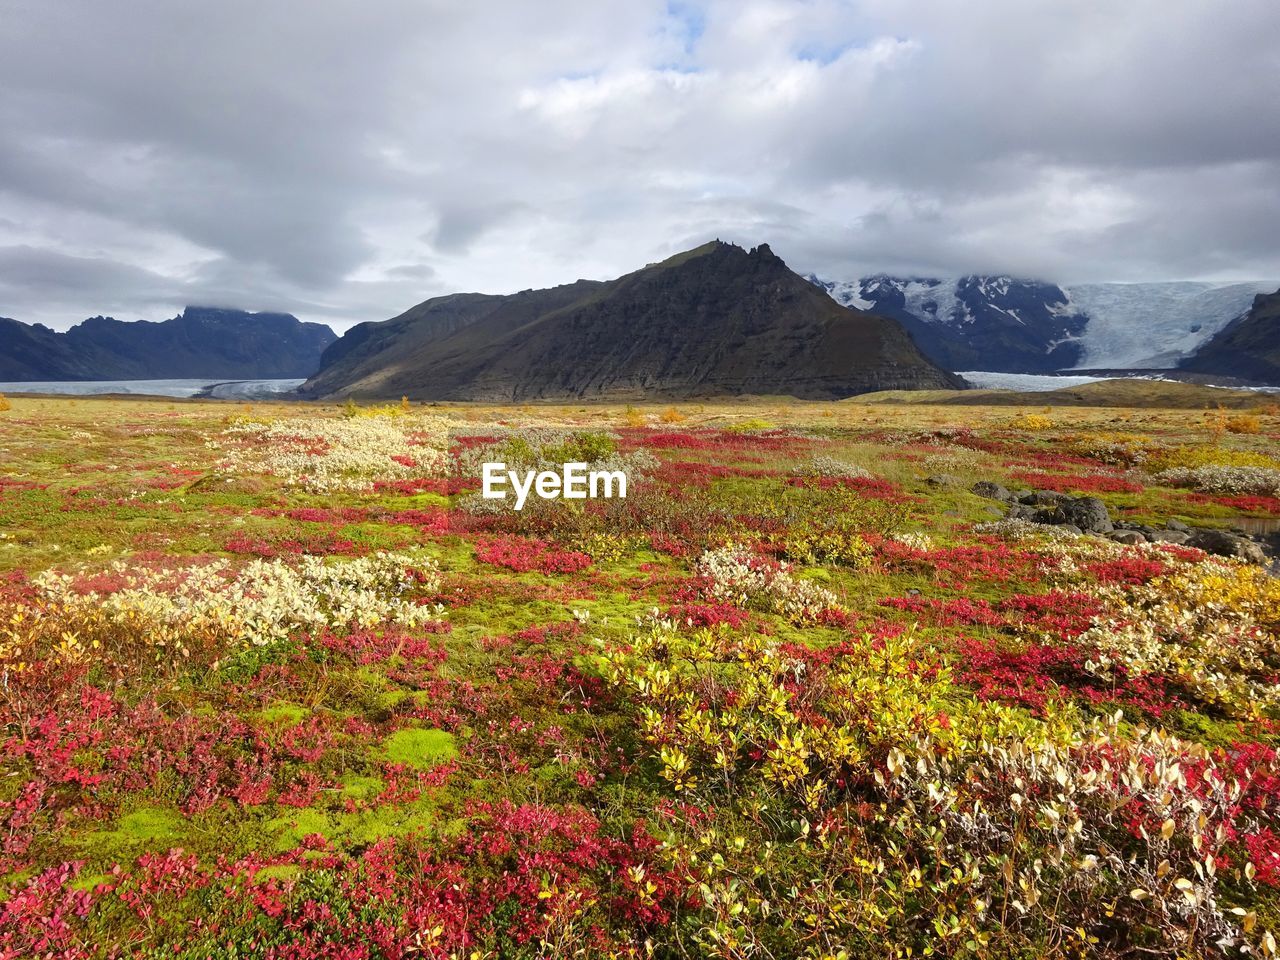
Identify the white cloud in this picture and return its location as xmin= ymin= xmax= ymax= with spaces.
xmin=0 ymin=0 xmax=1276 ymax=330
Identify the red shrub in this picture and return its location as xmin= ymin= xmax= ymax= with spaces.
xmin=474 ymin=536 xmax=592 ymax=574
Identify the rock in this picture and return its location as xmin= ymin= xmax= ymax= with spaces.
xmin=1108 ymin=530 xmax=1147 ymax=545
xmin=1004 ymin=504 xmax=1039 ymax=521
xmin=1058 ymin=524 xmax=1083 ymax=536
xmin=925 ymin=474 xmax=960 ymax=487
xmin=1013 ymin=489 xmax=1035 ymax=503
xmin=1187 ymin=529 xmax=1267 ymax=564
xmin=1166 ymin=519 xmax=1192 ymax=532
xmin=1149 ymin=530 xmax=1191 ymax=544
xmin=972 ymin=481 xmax=1012 ymax=501
xmin=1058 ymin=496 xmax=1114 ymax=534
xmin=1022 ymin=490 xmax=1068 ymax=506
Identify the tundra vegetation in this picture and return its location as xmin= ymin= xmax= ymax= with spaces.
xmin=1 ymin=394 xmax=1279 ymax=959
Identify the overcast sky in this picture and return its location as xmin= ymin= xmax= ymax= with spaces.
xmin=2 ymin=0 xmax=1278 ymax=331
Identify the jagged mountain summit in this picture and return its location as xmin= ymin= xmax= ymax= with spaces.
xmin=810 ymin=274 xmax=1277 ymax=374
xmin=0 ymin=307 xmax=337 ymax=381
xmin=302 ymin=241 xmax=963 ymax=401
xmin=1181 ymin=288 xmax=1280 ymax=384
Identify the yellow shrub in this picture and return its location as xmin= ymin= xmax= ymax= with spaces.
xmin=1146 ymin=444 xmax=1280 ymax=472
xmin=725 ymin=417 xmax=775 ymax=433
xmin=0 ymin=393 xmax=9 ymax=412
xmin=784 ymin=528 xmax=873 ymax=568
xmin=620 ymin=405 xmax=646 ymax=427
xmin=1226 ymin=413 xmax=1262 ymax=434
xmin=1011 ymin=412 xmax=1054 ymax=431
xmin=659 ymin=406 xmax=686 ymax=424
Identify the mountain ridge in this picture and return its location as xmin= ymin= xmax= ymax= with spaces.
xmin=302 ymin=241 xmax=963 ymax=400
xmin=0 ymin=307 xmax=336 ymax=381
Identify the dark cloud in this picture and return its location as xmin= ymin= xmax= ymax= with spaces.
xmin=0 ymin=0 xmax=1276 ymax=331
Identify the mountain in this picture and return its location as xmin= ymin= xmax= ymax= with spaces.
xmin=0 ymin=307 xmax=337 ymax=381
xmin=302 ymin=241 xmax=963 ymax=401
xmin=1180 ymin=289 xmax=1280 ymax=384
xmin=811 ymin=275 xmax=1277 ymax=373
xmin=812 ymin=275 xmax=1088 ymax=373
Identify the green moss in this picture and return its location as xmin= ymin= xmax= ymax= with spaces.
xmin=70 ymin=872 xmax=114 ymax=891
xmin=378 ymin=728 xmax=458 ymax=769
xmin=339 ymin=775 xmax=385 ymax=800
xmin=253 ymin=702 xmax=309 ymax=726
xmin=253 ymin=864 xmax=303 ymax=882
xmin=266 ymin=808 xmax=333 ymax=851
xmin=82 ymin=807 xmax=184 ymax=856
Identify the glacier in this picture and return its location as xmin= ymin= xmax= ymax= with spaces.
xmin=1062 ymin=281 xmax=1277 ymax=368
xmin=812 ymin=273 xmax=1278 ymax=371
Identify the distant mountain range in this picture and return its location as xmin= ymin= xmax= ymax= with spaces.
xmin=4 ymin=253 xmax=1276 ymax=396
xmin=301 ymin=241 xmax=963 ymax=400
xmin=0 ymin=307 xmax=336 ymax=381
xmin=809 ymin=274 xmax=1278 ymax=377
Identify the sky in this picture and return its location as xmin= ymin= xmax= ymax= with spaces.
xmin=1 ymin=0 xmax=1278 ymax=332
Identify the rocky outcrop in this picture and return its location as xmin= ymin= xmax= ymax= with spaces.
xmin=971 ymin=482 xmax=1272 ymax=564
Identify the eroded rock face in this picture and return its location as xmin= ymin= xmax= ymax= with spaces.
xmin=1187 ymin=529 xmax=1268 ymax=565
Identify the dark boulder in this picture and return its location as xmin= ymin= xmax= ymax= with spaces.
xmin=1187 ymin=529 xmax=1267 ymax=564
xmin=1108 ymin=530 xmax=1147 ymax=545
xmin=972 ymin=481 xmax=1013 ymax=502
xmin=1058 ymin=497 xmax=1113 ymax=534
xmin=1021 ymin=490 xmax=1068 ymax=506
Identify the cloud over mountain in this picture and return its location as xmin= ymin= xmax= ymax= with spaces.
xmin=1 ymin=0 xmax=1277 ymax=331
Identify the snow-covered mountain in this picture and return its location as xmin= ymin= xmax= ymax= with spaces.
xmin=810 ymin=274 xmax=1277 ymax=373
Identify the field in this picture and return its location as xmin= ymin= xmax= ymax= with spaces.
xmin=2 ymin=393 xmax=1280 ymax=959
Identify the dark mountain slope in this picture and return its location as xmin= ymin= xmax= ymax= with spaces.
xmin=303 ymin=241 xmax=963 ymax=401
xmin=307 ymin=282 xmax=605 ymax=396
xmin=1180 ymin=289 xmax=1280 ymax=385
xmin=0 ymin=307 xmax=337 ymax=380
xmin=0 ymin=318 xmax=84 ymax=379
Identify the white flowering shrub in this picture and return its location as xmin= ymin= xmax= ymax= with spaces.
xmin=974 ymin=517 xmax=1087 ymax=542
xmin=803 ymin=455 xmax=873 ymax=480
xmin=32 ymin=551 xmax=444 ymax=653
xmin=214 ymin=415 xmax=452 ymax=492
xmin=889 ymin=530 xmax=936 ymax=552
xmin=1153 ymin=465 xmax=1280 ymax=497
xmin=694 ymin=545 xmax=839 ymax=622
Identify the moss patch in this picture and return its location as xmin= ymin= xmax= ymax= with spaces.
xmin=378 ymin=728 xmax=458 ymax=769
